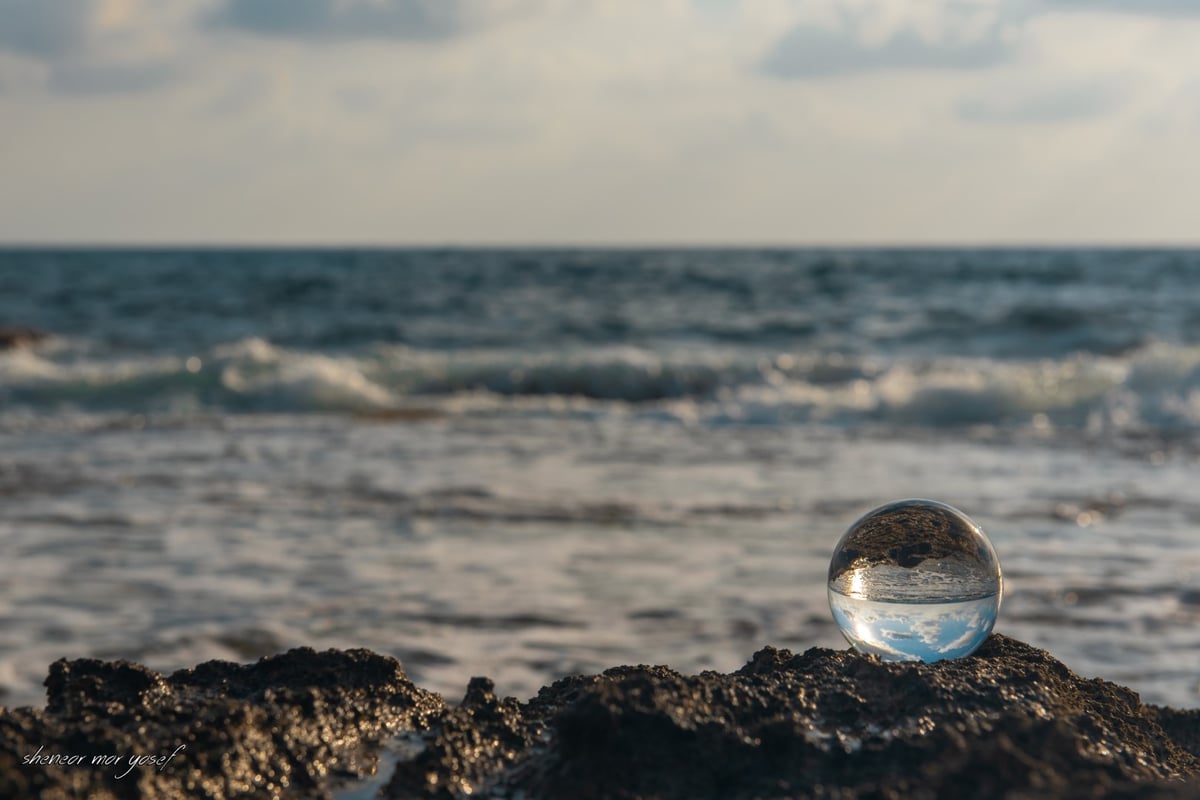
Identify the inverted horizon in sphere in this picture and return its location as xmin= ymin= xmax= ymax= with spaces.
xmin=828 ymin=499 xmax=1003 ymax=661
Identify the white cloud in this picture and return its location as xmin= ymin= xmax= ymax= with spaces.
xmin=0 ymin=1 xmax=1198 ymax=243
xmin=763 ymin=2 xmax=1021 ymax=78
xmin=957 ymin=79 xmax=1127 ymax=122
xmin=936 ymin=617 xmax=984 ymax=654
xmin=0 ymin=0 xmax=196 ymax=94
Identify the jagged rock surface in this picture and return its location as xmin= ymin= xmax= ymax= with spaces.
xmin=0 ymin=648 xmax=443 ymax=799
xmin=386 ymin=635 xmax=1198 ymax=799
xmin=1 ymin=636 xmax=1196 ymax=799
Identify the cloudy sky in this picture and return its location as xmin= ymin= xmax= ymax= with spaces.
xmin=1 ymin=0 xmax=1198 ymax=245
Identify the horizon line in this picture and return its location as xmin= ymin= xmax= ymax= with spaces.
xmin=2 ymin=241 xmax=1200 ymax=251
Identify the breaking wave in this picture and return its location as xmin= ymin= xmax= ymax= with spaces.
xmin=4 ymin=337 xmax=1200 ymax=438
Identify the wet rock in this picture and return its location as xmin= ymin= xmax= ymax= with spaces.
xmin=0 ymin=648 xmax=443 ymax=799
xmin=388 ymin=635 xmax=1198 ymax=799
xmin=0 ymin=325 xmax=48 ymax=350
xmin=1 ymin=636 xmax=1197 ymax=798
xmin=385 ymin=677 xmax=535 ymax=799
xmin=1146 ymin=706 xmax=1200 ymax=760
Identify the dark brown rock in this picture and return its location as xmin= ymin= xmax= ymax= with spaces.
xmin=1 ymin=636 xmax=1197 ymax=798
xmin=0 ymin=648 xmax=443 ymax=799
xmin=383 ymin=635 xmax=1198 ymax=799
xmin=385 ymin=677 xmax=535 ymax=799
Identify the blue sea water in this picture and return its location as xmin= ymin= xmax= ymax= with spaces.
xmin=0 ymin=248 xmax=1198 ymax=708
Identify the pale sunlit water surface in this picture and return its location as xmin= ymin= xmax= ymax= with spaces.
xmin=0 ymin=249 xmax=1198 ymax=709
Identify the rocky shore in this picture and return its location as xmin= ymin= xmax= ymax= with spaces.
xmin=1 ymin=635 xmax=1196 ymax=799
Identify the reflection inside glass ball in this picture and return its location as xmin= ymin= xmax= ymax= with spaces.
xmin=827 ymin=499 xmax=1002 ymax=662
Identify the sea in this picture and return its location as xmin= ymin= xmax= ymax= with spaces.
xmin=0 ymin=248 xmax=1198 ymax=709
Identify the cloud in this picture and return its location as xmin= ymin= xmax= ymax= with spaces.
xmin=3 ymin=0 xmax=1200 ymax=245
xmin=762 ymin=4 xmax=1021 ymax=80
xmin=760 ymin=0 xmax=1200 ymax=81
xmin=48 ymin=59 xmax=184 ymax=95
xmin=0 ymin=0 xmax=91 ymax=58
xmin=208 ymin=0 xmax=465 ymax=41
xmin=764 ymin=25 xmax=1012 ymax=78
xmin=1047 ymin=0 xmax=1200 ymax=16
xmin=0 ymin=0 xmax=189 ymax=94
xmin=957 ymin=79 xmax=1127 ymax=123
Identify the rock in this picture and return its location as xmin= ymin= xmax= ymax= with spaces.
xmin=0 ymin=326 xmax=48 ymax=350
xmin=0 ymin=635 xmax=1196 ymax=799
xmin=426 ymin=634 xmax=1199 ymax=799
xmin=0 ymin=648 xmax=444 ymax=799
xmin=385 ymin=677 xmax=535 ymax=799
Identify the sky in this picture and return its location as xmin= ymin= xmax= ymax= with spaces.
xmin=0 ymin=0 xmax=1198 ymax=246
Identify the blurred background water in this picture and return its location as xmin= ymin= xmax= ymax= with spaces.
xmin=0 ymin=248 xmax=1198 ymax=708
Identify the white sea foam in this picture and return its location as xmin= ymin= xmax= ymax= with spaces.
xmin=6 ymin=339 xmax=1200 ymax=441
xmin=1 ymin=387 xmax=1198 ymax=708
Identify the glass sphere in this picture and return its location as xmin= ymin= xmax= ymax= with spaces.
xmin=827 ymin=499 xmax=1002 ymax=662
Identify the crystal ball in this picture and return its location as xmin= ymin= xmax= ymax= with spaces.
xmin=827 ymin=499 xmax=1002 ymax=662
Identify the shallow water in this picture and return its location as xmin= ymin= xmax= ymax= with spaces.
xmin=0 ymin=249 xmax=1198 ymax=708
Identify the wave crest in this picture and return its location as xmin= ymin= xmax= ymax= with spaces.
xmin=5 ymin=338 xmax=1200 ymax=439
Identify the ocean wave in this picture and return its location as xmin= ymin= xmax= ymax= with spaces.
xmin=5 ymin=337 xmax=1200 ymax=438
